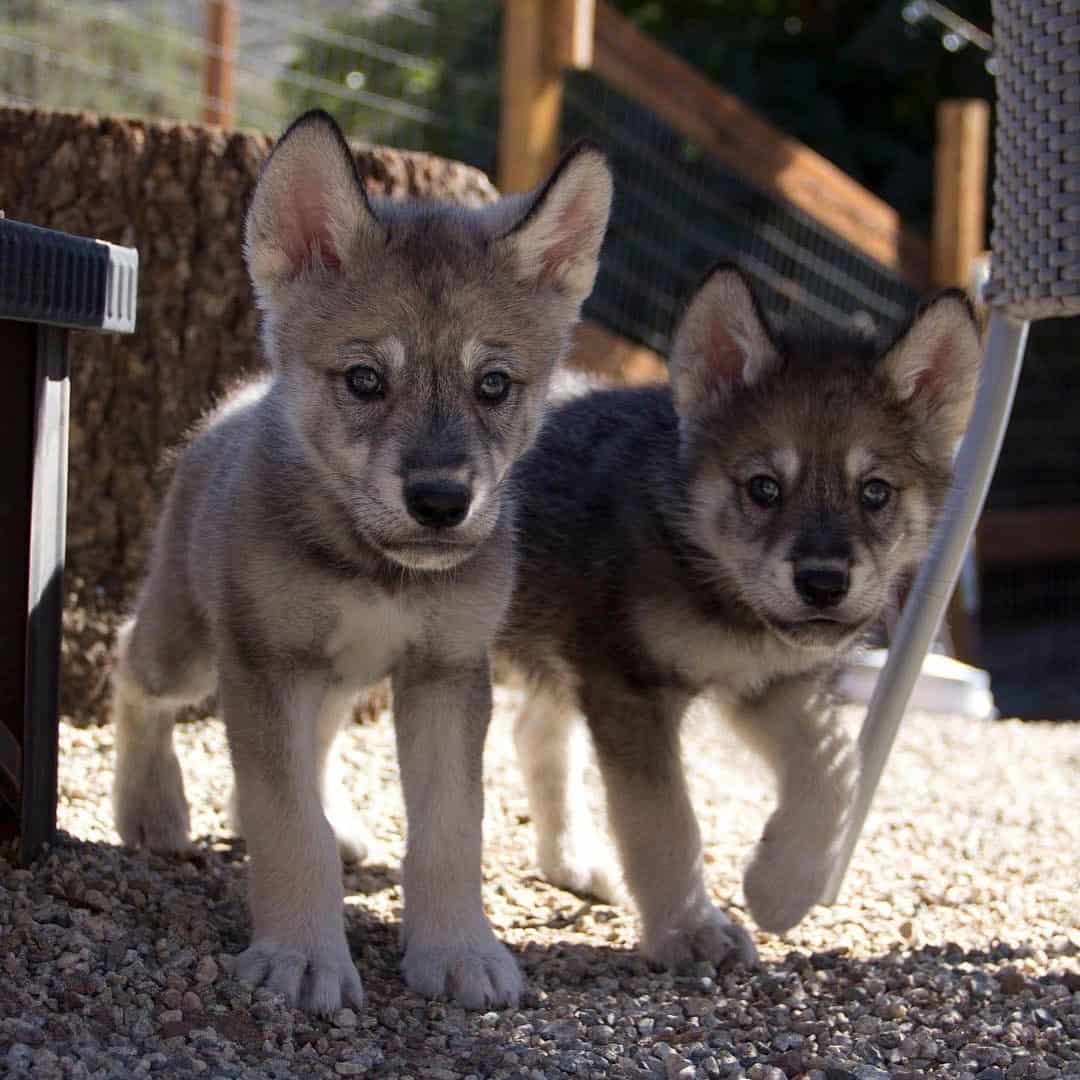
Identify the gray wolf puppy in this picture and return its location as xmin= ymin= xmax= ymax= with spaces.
xmin=110 ymin=110 xmax=612 ymax=1014
xmin=499 ymin=266 xmax=981 ymax=971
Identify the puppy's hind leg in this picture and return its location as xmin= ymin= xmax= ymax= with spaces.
xmin=228 ymin=687 xmax=373 ymax=863
xmin=513 ymin=677 xmax=623 ymax=904
xmin=734 ymin=674 xmax=858 ymax=933
xmin=111 ymin=591 xmax=214 ymax=853
xmin=316 ymin=689 xmax=372 ymax=864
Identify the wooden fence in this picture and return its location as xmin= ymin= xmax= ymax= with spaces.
xmin=494 ymin=0 xmax=967 ymax=387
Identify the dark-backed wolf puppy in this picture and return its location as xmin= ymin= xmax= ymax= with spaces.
xmin=110 ymin=110 xmax=612 ymax=1014
xmin=499 ymin=266 xmax=980 ymax=970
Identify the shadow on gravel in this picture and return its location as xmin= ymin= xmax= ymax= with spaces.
xmin=13 ymin=829 xmax=1078 ymax=1079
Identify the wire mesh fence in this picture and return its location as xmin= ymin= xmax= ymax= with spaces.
xmin=563 ymin=69 xmax=920 ymax=355
xmin=0 ymin=0 xmax=502 ymax=171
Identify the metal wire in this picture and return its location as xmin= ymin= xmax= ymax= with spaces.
xmin=0 ymin=0 xmax=501 ymax=159
xmin=562 ymin=70 xmax=920 ymax=355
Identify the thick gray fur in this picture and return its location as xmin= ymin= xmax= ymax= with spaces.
xmin=499 ymin=266 xmax=982 ymax=972
xmin=110 ymin=110 xmax=613 ymax=1015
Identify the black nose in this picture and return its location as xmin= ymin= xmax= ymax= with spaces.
xmin=794 ymin=566 xmax=850 ymax=609
xmin=404 ymin=479 xmax=471 ymax=529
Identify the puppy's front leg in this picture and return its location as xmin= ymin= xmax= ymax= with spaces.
xmin=734 ymin=673 xmax=858 ymax=932
xmin=220 ymin=661 xmax=364 ymax=1016
xmin=392 ymin=656 xmax=521 ymax=1009
xmin=585 ymin=679 xmax=758 ymax=972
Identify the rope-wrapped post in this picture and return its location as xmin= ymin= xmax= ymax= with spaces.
xmin=823 ymin=0 xmax=1080 ymax=904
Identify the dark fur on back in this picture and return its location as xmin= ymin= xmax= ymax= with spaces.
xmin=504 ymin=384 xmax=738 ymax=689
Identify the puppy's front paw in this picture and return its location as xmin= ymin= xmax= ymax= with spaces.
xmin=403 ymin=933 xmax=522 ymax=1009
xmin=231 ymin=937 xmax=364 ymax=1017
xmin=644 ymin=904 xmax=758 ymax=972
xmin=743 ymin=830 xmax=835 ymax=933
xmin=113 ymin=748 xmax=192 ymax=853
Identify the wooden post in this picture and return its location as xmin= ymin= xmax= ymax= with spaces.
xmin=932 ymin=98 xmax=990 ymax=665
xmin=498 ymin=0 xmax=594 ymax=193
xmin=202 ymin=0 xmax=237 ymax=128
xmin=933 ymin=100 xmax=990 ymax=290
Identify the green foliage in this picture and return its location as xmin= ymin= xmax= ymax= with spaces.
xmin=279 ymin=1 xmax=501 ymax=174
xmin=1 ymin=0 xmax=203 ymax=122
xmin=0 ymin=0 xmax=282 ymax=131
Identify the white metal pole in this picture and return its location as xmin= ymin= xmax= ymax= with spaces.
xmin=822 ymin=311 xmax=1030 ymax=904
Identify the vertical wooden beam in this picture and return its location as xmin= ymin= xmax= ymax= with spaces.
xmin=550 ymin=0 xmax=595 ymax=69
xmin=932 ymin=99 xmax=990 ymax=290
xmin=202 ymin=0 xmax=237 ymax=128
xmin=498 ymin=0 xmax=594 ymax=193
xmin=932 ymin=98 xmax=990 ymax=665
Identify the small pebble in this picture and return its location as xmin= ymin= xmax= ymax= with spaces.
xmin=194 ymin=957 xmax=218 ymax=985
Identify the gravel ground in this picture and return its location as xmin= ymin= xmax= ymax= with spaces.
xmin=2 ymin=680 xmax=1078 ymax=1080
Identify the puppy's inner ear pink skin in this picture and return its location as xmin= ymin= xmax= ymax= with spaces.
xmin=499 ymin=145 xmax=614 ymax=304
xmin=674 ymin=269 xmax=779 ymax=399
xmin=704 ymin=311 xmax=755 ymax=387
xmin=282 ymin=189 xmax=345 ymax=275
xmin=532 ymin=183 xmax=604 ymax=287
xmin=881 ymin=293 xmax=982 ymax=439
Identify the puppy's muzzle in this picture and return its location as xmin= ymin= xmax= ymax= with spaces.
xmin=793 ymin=564 xmax=850 ymax=609
xmin=403 ymin=478 xmax=471 ymax=529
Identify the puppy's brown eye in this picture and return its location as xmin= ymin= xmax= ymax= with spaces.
xmin=748 ymin=475 xmax=781 ymax=508
xmin=477 ymin=370 xmax=511 ymax=404
xmin=861 ymin=478 xmax=891 ymax=510
xmin=345 ymin=364 xmax=383 ymax=399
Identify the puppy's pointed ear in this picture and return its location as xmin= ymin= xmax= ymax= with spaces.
xmin=245 ymin=110 xmax=381 ymax=300
xmin=881 ymin=290 xmax=982 ymax=441
xmin=669 ymin=265 xmax=780 ymax=416
xmin=496 ymin=141 xmax=613 ymax=308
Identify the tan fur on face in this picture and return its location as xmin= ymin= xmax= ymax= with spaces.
xmin=677 ymin=274 xmax=980 ymax=643
xmin=244 ymin=122 xmax=614 ymax=569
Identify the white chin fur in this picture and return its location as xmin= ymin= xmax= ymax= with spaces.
xmin=380 ymin=543 xmax=477 ymax=572
xmin=763 ymin=618 xmax=861 ymax=651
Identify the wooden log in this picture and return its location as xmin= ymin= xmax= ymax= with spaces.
xmin=932 ymin=100 xmax=990 ymax=290
xmin=202 ymin=0 xmax=236 ymax=128
xmin=590 ymin=0 xmax=929 ymax=288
